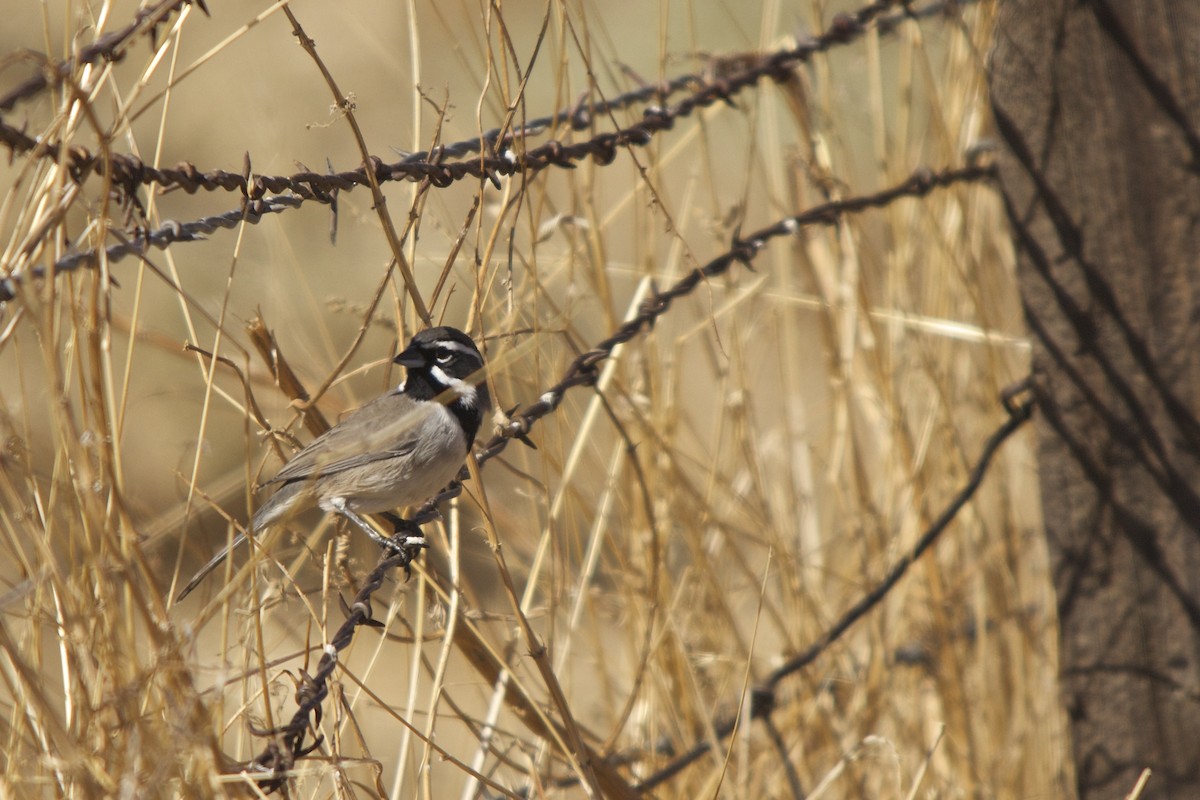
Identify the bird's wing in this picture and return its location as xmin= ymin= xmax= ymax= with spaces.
xmin=264 ymin=391 xmax=426 ymax=485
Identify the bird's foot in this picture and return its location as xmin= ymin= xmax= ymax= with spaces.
xmin=380 ymin=512 xmax=428 ymax=580
xmin=330 ymin=501 xmax=427 ymax=579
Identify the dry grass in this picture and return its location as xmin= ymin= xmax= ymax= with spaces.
xmin=0 ymin=0 xmax=1071 ymax=797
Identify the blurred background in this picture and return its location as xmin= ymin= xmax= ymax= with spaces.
xmin=0 ymin=0 xmax=1067 ymax=796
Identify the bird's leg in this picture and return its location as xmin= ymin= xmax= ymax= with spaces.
xmin=325 ymin=498 xmax=410 ymax=550
xmin=326 ymin=499 xmax=427 ymax=578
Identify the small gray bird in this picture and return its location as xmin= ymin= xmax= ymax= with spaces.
xmin=176 ymin=326 xmax=490 ymax=601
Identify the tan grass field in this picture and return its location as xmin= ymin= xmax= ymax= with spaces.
xmin=0 ymin=0 xmax=1071 ymax=796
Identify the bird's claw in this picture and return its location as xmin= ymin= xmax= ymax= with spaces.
xmin=380 ymin=523 xmax=428 ymax=581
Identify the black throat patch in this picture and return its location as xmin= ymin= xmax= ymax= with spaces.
xmin=403 ymin=369 xmax=489 ymax=448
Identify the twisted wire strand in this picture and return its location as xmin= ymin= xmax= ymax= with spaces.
xmin=0 ymin=1 xmax=957 ymax=186
xmin=0 ymin=0 xmax=204 ymax=114
xmin=459 ymin=165 xmax=994 ymax=480
xmin=246 ymin=549 xmax=407 ymax=793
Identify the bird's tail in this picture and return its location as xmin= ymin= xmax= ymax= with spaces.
xmin=249 ymin=480 xmax=304 ymax=531
xmin=175 ymin=482 xmax=305 ymax=602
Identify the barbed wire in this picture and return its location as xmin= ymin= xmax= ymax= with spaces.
xmin=336 ymin=0 xmax=965 ymax=171
xmin=0 ymin=0 xmax=973 ymax=305
xmin=466 ymin=164 xmax=995 ymax=473
xmin=400 ymin=165 xmax=993 ymax=517
xmin=529 ymin=382 xmax=1037 ymax=795
xmin=634 ymin=382 xmax=1036 ymax=793
xmin=0 ymin=1 xmax=969 ymax=190
xmin=0 ymin=0 xmax=204 ymax=114
xmin=244 ymin=546 xmax=409 ymax=794
xmin=237 ymin=163 xmax=996 ymax=791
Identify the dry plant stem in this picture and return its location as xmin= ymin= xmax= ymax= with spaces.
xmin=180 ymin=213 xmax=245 ymax=597
xmin=461 ymin=281 xmax=652 ymax=794
xmin=74 ymin=71 xmax=192 ymax=634
xmin=406 ymin=551 xmax=636 ymax=798
xmin=591 ymin=390 xmax=663 ymax=754
xmin=105 ymin=229 xmax=240 ymax=343
xmin=805 ymin=737 xmax=888 ymax=800
xmin=245 ymin=315 xmax=331 ymax=436
xmin=712 ymin=551 xmax=774 ymax=799
xmin=458 ymin=670 xmax=513 ymax=800
xmin=428 ymin=196 xmax=480 ymax=313
xmin=903 ymin=723 xmax=946 ymax=800
xmin=121 ymin=9 xmax=191 ymax=464
xmin=290 ymin=251 xmax=401 ymax=418
xmin=332 ymin=665 xmax=522 ymax=799
xmin=1126 ymin=768 xmax=1153 ymax=800
xmin=481 ymin=1 xmax=552 ymax=178
xmin=393 ymin=548 xmax=436 ymax=795
xmin=560 ymin=16 xmax=693 ymax=272
xmin=529 ymin=283 xmax=661 ymax=767
xmin=464 ymin=456 xmax=613 ymax=800
xmin=410 ymin=505 xmax=462 ymax=793
xmin=280 ymin=6 xmax=430 ymax=326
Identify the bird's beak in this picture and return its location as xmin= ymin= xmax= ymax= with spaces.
xmin=393 ymin=345 xmax=427 ymax=369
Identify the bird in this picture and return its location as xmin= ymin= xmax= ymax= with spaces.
xmin=175 ymin=326 xmax=490 ymax=601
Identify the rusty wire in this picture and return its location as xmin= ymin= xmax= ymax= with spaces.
xmin=468 ymin=164 xmax=996 ymax=473
xmin=0 ymin=1 xmax=968 ymax=190
xmin=0 ymin=0 xmax=204 ymax=114
xmin=239 ymin=163 xmax=995 ymax=791
xmin=634 ymin=382 xmax=1037 ymax=793
xmin=245 ymin=546 xmax=409 ymax=794
xmin=0 ymin=0 xmax=972 ymax=304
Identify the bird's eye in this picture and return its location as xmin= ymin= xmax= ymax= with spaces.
xmin=434 ymin=349 xmax=454 ymax=364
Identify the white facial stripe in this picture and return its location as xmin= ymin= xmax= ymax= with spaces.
xmin=430 ymin=365 xmax=480 ymax=408
xmin=433 ymin=340 xmax=477 ymax=356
